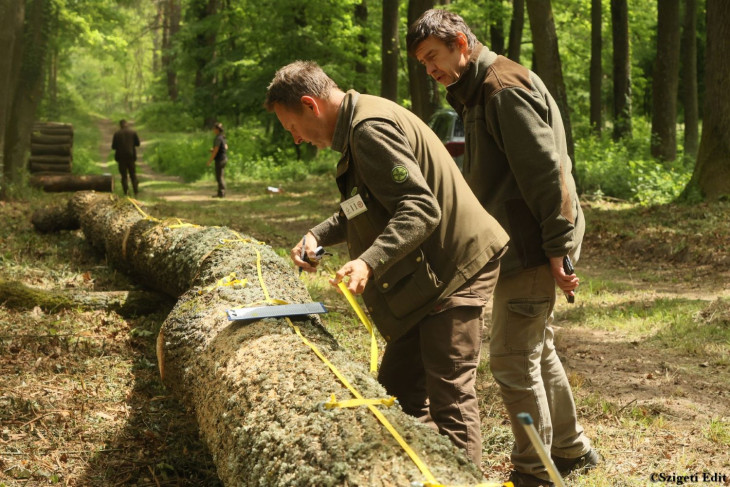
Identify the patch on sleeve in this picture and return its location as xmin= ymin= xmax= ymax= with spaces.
xmin=391 ymin=165 xmax=409 ymax=184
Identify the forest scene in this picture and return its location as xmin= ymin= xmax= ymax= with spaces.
xmin=1 ymin=0 xmax=729 ymax=486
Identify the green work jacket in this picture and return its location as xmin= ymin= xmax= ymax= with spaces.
xmin=447 ymin=43 xmax=584 ymax=276
xmin=311 ymin=91 xmax=508 ymax=342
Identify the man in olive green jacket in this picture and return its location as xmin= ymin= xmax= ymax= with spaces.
xmin=265 ymin=61 xmax=508 ymax=465
xmin=408 ymin=9 xmax=598 ymax=487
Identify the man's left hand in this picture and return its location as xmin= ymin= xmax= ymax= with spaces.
xmin=549 ymin=256 xmax=579 ymax=296
xmin=330 ymin=259 xmax=373 ymax=295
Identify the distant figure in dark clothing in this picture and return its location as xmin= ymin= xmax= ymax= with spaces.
xmin=111 ymin=119 xmax=141 ymax=196
xmin=206 ymin=122 xmax=228 ymax=198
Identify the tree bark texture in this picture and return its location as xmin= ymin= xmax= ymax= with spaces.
xmin=0 ymin=278 xmax=172 ymax=317
xmin=651 ymin=0 xmax=681 ymax=162
xmin=29 ymin=162 xmax=71 ymax=173
xmin=590 ymin=0 xmax=602 ymax=133
xmin=408 ymin=0 xmax=439 ymax=122
xmin=30 ymin=143 xmax=72 ymax=156
xmin=60 ymin=192 xmax=488 ymax=486
xmin=680 ymin=0 xmax=699 ymax=159
xmin=29 ymin=174 xmax=113 ymax=192
xmin=380 ymin=0 xmax=399 ymax=102
xmin=525 ymin=0 xmax=576 ymax=174
xmin=28 ymin=155 xmax=72 ymax=165
xmin=507 ymin=0 xmax=525 ymax=63
xmin=690 ymin=0 xmax=730 ymax=200
xmin=611 ymin=0 xmax=632 ymax=140
xmin=31 ymin=133 xmax=72 ymax=145
xmin=0 ymin=0 xmax=25 ymax=175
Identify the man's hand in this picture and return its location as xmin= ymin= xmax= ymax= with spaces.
xmin=330 ymin=259 xmax=373 ymax=295
xmin=549 ymin=255 xmax=579 ymax=298
xmin=291 ymin=232 xmax=319 ymax=273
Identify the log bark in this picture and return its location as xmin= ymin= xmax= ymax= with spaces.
xmin=36 ymin=127 xmax=73 ymax=137
xmin=31 ymin=197 xmax=78 ymax=231
xmin=29 ymin=161 xmax=72 ymax=173
xmin=33 ymin=121 xmax=72 ymax=130
xmin=29 ymin=174 xmax=113 ymax=192
xmin=0 ymin=279 xmax=173 ymax=317
xmin=30 ymin=142 xmax=72 ymax=156
xmin=28 ymin=154 xmax=72 ymax=165
xmin=31 ymin=133 xmax=73 ymax=145
xmin=58 ymin=192 xmax=488 ymax=486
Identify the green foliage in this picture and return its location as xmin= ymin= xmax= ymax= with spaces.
xmin=136 ymin=101 xmax=198 ymax=133
xmin=576 ymin=118 xmax=692 ymax=204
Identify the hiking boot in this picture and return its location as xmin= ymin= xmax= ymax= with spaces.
xmin=552 ymin=448 xmax=600 ymax=476
xmin=508 ymin=470 xmax=554 ymax=487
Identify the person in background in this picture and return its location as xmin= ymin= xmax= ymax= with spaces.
xmin=265 ymin=60 xmax=508 ymax=466
xmin=111 ymin=119 xmax=141 ymax=196
xmin=206 ymin=122 xmax=228 ymax=198
xmin=407 ymin=9 xmax=599 ymax=487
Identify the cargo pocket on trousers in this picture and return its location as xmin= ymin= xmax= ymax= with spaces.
xmin=504 ymin=298 xmax=550 ymax=353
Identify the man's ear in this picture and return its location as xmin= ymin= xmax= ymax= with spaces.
xmin=300 ymin=96 xmax=320 ymax=115
xmin=455 ymin=32 xmax=469 ymax=53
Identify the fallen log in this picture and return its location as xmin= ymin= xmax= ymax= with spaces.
xmin=30 ymin=174 xmax=113 ymax=193
xmin=28 ymin=155 xmax=73 ymax=165
xmin=31 ymin=198 xmax=79 ymax=232
xmin=50 ymin=192 xmax=491 ymax=486
xmin=0 ymin=279 xmax=173 ymax=317
xmin=36 ymin=128 xmax=74 ymax=138
xmin=30 ymin=142 xmax=72 ymax=156
xmin=31 ymin=133 xmax=73 ymax=145
xmin=34 ymin=121 xmax=73 ymax=130
xmin=29 ymin=161 xmax=72 ymax=173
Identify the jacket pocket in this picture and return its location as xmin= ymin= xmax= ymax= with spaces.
xmin=505 ymin=198 xmax=548 ymax=268
xmin=369 ymin=249 xmax=444 ymax=318
xmin=504 ymin=298 xmax=550 ymax=352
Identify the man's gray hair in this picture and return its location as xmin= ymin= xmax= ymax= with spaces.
xmin=406 ymin=9 xmax=477 ymax=56
xmin=265 ymin=61 xmax=339 ymax=112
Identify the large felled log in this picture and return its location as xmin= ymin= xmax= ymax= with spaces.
xmin=30 ymin=174 xmax=112 ymax=192
xmin=29 ymin=161 xmax=72 ymax=173
xmin=58 ymin=192 xmax=490 ymax=486
xmin=34 ymin=121 xmax=73 ymax=130
xmin=30 ymin=142 xmax=72 ymax=156
xmin=31 ymin=133 xmax=73 ymax=145
xmin=0 ymin=279 xmax=172 ymax=317
xmin=29 ymin=155 xmax=73 ymax=165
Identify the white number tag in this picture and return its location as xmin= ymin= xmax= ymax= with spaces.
xmin=341 ymin=194 xmax=367 ymax=219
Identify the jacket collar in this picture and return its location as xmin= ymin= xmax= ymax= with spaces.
xmin=332 ymin=90 xmax=360 ymax=154
xmin=447 ymin=42 xmax=498 ymax=108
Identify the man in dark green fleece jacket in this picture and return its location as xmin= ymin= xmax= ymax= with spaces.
xmin=408 ymin=9 xmax=598 ymax=487
xmin=265 ymin=61 xmax=509 ymax=465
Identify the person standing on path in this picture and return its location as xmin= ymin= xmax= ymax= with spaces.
xmin=266 ymin=60 xmax=509 ymax=466
xmin=408 ymin=10 xmax=598 ymax=487
xmin=206 ymin=122 xmax=228 ymax=198
xmin=111 ymin=119 xmax=141 ymax=196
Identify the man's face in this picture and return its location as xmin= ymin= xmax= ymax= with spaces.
xmin=414 ymin=34 xmax=469 ymax=87
xmin=274 ymin=99 xmax=331 ymax=150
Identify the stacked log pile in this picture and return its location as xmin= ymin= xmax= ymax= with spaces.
xmin=36 ymin=192 xmax=493 ymax=487
xmin=29 ymin=122 xmax=73 ymax=174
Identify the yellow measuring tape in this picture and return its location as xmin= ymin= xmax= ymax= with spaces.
xmin=321 ymin=393 xmax=397 ymax=410
xmin=199 ymin=272 xmax=248 ymax=295
xmin=337 ymin=281 xmax=379 ymax=374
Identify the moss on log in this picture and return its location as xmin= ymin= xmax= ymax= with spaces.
xmin=50 ymin=192 xmax=490 ymax=486
xmin=0 ymin=279 xmax=172 ymax=317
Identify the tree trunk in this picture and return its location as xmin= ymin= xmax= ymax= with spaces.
xmin=408 ymin=0 xmax=439 ymax=122
xmin=192 ymin=0 xmax=219 ymax=128
xmin=0 ymin=278 xmax=172 ymax=317
xmin=381 ymin=0 xmax=399 ymax=101
xmin=489 ymin=0 xmax=506 ymax=55
xmin=680 ymin=0 xmax=699 ymax=159
xmin=651 ymin=0 xmax=681 ymax=162
xmin=611 ymin=0 xmax=632 ymax=140
xmin=590 ymin=0 xmax=602 ymax=133
xmin=507 ymin=0 xmax=525 ymax=63
xmin=354 ymin=1 xmax=369 ymax=93
xmin=162 ymin=0 xmax=181 ymax=101
xmin=525 ymin=0 xmax=576 ymax=170
xmin=685 ymin=0 xmax=730 ymax=200
xmin=29 ymin=174 xmax=113 ymax=192
xmin=54 ymin=192 xmax=490 ymax=486
xmin=3 ymin=0 xmax=51 ymax=196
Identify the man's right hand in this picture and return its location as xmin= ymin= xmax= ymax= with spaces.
xmin=291 ymin=232 xmax=319 ymax=272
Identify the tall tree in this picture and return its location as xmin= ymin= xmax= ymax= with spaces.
xmin=590 ymin=0 xmax=602 ymax=133
xmin=507 ymin=0 xmax=525 ymax=62
xmin=190 ymin=0 xmax=219 ymax=128
xmin=651 ymin=0 xmax=681 ymax=161
xmin=407 ymin=0 xmax=439 ymax=121
xmin=525 ymin=0 xmax=575 ymax=168
xmin=162 ymin=0 xmax=181 ymax=102
xmin=685 ymin=0 xmax=730 ymax=200
xmin=489 ymin=0 xmax=506 ymax=56
xmin=2 ymin=0 xmax=50 ymax=199
xmin=354 ymin=1 xmax=369 ymax=93
xmin=680 ymin=0 xmax=699 ymax=159
xmin=0 ymin=0 xmax=26 ymax=195
xmin=381 ymin=0 xmax=399 ymax=101
xmin=611 ymin=0 xmax=631 ymax=140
